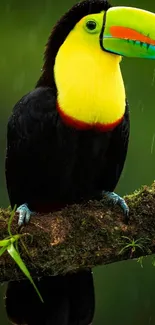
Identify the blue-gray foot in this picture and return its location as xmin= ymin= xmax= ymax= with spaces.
xmin=102 ymin=191 xmax=129 ymax=222
xmin=16 ymin=203 xmax=34 ymax=226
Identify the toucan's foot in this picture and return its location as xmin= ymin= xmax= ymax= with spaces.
xmin=102 ymin=191 xmax=129 ymax=222
xmin=16 ymin=203 xmax=34 ymax=226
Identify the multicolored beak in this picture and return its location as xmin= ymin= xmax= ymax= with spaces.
xmin=102 ymin=6 xmax=155 ymax=59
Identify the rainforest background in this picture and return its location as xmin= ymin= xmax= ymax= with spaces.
xmin=1 ymin=0 xmax=155 ymax=324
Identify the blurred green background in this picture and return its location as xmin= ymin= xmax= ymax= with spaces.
xmin=1 ymin=0 xmax=155 ymax=324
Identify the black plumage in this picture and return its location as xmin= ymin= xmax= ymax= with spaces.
xmin=6 ymin=86 xmax=129 ymax=212
xmin=5 ymin=0 xmax=130 ymax=324
xmin=6 ymin=272 xmax=95 ymax=325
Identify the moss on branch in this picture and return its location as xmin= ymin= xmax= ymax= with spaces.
xmin=0 ymin=182 xmax=155 ymax=282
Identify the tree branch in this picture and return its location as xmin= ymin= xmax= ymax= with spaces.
xmin=0 ymin=183 xmax=155 ymax=282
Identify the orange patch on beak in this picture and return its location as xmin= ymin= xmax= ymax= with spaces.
xmin=110 ymin=26 xmax=155 ymax=46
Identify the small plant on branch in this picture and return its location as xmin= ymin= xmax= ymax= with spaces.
xmin=119 ymin=236 xmax=150 ymax=258
xmin=0 ymin=207 xmax=43 ymax=302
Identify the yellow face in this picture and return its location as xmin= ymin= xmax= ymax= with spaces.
xmin=54 ymin=12 xmax=126 ymax=131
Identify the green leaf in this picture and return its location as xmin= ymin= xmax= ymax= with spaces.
xmin=0 ymin=246 xmax=8 ymax=256
xmin=0 ymin=207 xmax=43 ymax=303
xmin=7 ymin=242 xmax=43 ymax=303
xmin=20 ymin=238 xmax=32 ymax=259
xmin=152 ymin=257 xmax=155 ymax=267
xmin=11 ymin=235 xmax=21 ymax=241
xmin=137 ymin=256 xmax=144 ymax=268
xmin=119 ymin=246 xmax=128 ymax=255
xmin=121 ymin=236 xmax=132 ymax=241
xmin=0 ymin=238 xmax=11 ymax=247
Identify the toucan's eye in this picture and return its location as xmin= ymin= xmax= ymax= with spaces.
xmin=86 ymin=20 xmax=97 ymax=31
xmin=85 ymin=19 xmax=99 ymax=34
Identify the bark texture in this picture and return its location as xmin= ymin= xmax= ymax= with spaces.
xmin=0 ymin=183 xmax=155 ymax=282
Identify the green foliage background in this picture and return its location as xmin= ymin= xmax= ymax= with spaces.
xmin=1 ymin=0 xmax=155 ymax=324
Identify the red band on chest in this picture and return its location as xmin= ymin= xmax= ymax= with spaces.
xmin=56 ymin=102 xmax=123 ymax=132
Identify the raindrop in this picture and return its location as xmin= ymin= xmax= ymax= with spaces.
xmin=137 ymin=100 xmax=144 ymax=112
xmin=5 ymin=4 xmax=11 ymax=14
xmin=13 ymin=72 xmax=26 ymax=92
xmin=151 ymin=133 xmax=155 ymax=154
xmin=151 ymin=68 xmax=155 ymax=87
xmin=141 ymin=106 xmax=144 ymax=113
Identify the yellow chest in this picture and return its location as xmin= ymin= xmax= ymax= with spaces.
xmin=54 ymin=33 xmax=126 ymax=130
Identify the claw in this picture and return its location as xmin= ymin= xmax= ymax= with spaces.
xmin=16 ymin=203 xmax=34 ymax=226
xmin=102 ymin=191 xmax=129 ymax=223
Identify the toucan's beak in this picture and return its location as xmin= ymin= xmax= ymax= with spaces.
xmin=102 ymin=6 xmax=155 ymax=59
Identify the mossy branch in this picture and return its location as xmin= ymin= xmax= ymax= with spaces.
xmin=1 ymin=182 xmax=155 ymax=282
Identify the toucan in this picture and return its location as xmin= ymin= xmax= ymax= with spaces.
xmin=5 ymin=0 xmax=155 ymax=324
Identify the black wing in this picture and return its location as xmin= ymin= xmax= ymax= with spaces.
xmin=5 ymin=87 xmax=60 ymax=209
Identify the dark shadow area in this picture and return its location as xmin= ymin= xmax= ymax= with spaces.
xmin=5 ymin=271 xmax=95 ymax=325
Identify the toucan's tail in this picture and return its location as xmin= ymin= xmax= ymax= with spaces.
xmin=5 ymin=270 xmax=95 ymax=325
